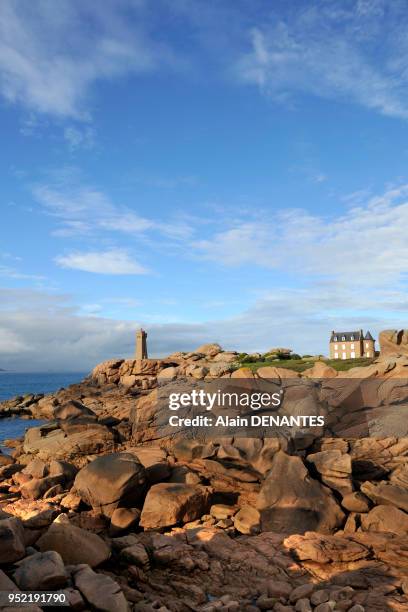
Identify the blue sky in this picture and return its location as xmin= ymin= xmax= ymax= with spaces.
xmin=2 ymin=0 xmax=408 ymax=370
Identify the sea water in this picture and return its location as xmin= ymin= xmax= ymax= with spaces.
xmin=0 ymin=371 xmax=85 ymax=451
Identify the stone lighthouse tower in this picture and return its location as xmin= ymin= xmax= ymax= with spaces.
xmin=135 ymin=328 xmax=148 ymax=360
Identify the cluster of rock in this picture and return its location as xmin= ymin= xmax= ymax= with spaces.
xmin=2 ymin=334 xmax=408 ymax=609
xmin=3 ymin=329 xmax=408 ymax=421
xmin=3 ymin=427 xmax=408 ymax=611
xmin=90 ymin=344 xmax=240 ymax=390
xmin=1 ymin=389 xmax=408 ymax=609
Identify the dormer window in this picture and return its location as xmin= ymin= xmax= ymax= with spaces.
xmin=334 ymin=336 xmax=337 ymax=341
xmin=350 ymin=335 xmax=354 ymax=341
xmin=342 ymin=336 xmax=346 ymax=341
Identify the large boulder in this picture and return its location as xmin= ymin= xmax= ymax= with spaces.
xmin=37 ymin=518 xmax=110 ymax=567
xmin=73 ymin=565 xmax=128 ymax=612
xmin=361 ymin=505 xmax=408 ymax=535
xmin=194 ymin=343 xmax=222 ymax=357
xmin=54 ymin=400 xmax=96 ymax=421
xmin=360 ymin=480 xmax=408 ymax=512
xmin=379 ymin=329 xmax=408 ymax=356
xmin=20 ymin=475 xmax=64 ymax=500
xmin=233 ymin=506 xmax=261 ymax=535
xmin=23 ymin=422 xmax=115 ymax=461
xmin=74 ymin=452 xmax=147 ymax=517
xmin=307 ymin=450 xmax=352 ymax=495
xmin=14 ymin=551 xmax=67 ymax=591
xmin=140 ymin=483 xmax=210 ymax=529
xmin=0 ymin=517 xmax=26 ymax=563
xmin=284 ymin=532 xmax=369 ymax=563
xmin=256 ymin=451 xmax=345 ymax=534
xmin=302 ymin=361 xmax=338 ymax=378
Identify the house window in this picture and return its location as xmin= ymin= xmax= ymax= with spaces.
xmin=351 ymin=336 xmax=354 ymax=341
xmin=342 ymin=336 xmax=346 ymax=341
xmin=342 ymin=344 xmax=346 ymax=350
xmin=334 ymin=352 xmax=338 ymax=358
xmin=334 ymin=344 xmax=338 ymax=350
xmin=334 ymin=336 xmax=337 ymax=341
xmin=366 ymin=351 xmax=371 ymax=357
xmin=342 ymin=352 xmax=346 ymax=359
xmin=350 ymin=343 xmax=355 ymax=349
xmin=351 ymin=351 xmax=355 ymax=358
xmin=365 ymin=342 xmax=369 ymax=348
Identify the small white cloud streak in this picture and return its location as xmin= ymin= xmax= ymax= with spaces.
xmin=32 ymin=179 xmax=194 ymax=241
xmin=55 ymin=249 xmax=149 ymax=275
xmin=64 ymin=125 xmax=95 ymax=150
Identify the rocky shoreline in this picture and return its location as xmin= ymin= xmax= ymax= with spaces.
xmin=2 ymin=337 xmax=408 ymax=611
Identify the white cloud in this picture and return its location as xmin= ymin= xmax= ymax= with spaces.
xmin=0 ymin=284 xmax=405 ymax=372
xmin=55 ymin=249 xmax=149 ymax=275
xmin=64 ymin=125 xmax=95 ymax=150
xmin=194 ymin=184 xmax=408 ymax=288
xmin=32 ymin=180 xmax=154 ymax=235
xmin=0 ymin=0 xmax=174 ymax=119
xmin=236 ymin=2 xmax=408 ymax=119
xmin=32 ymin=176 xmax=193 ymax=241
xmin=313 ymin=174 xmax=327 ymax=184
xmin=0 ymin=253 xmax=45 ymax=282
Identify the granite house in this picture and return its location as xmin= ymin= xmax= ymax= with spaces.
xmin=329 ymin=329 xmax=375 ymax=359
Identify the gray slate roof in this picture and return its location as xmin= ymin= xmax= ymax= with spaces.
xmin=330 ymin=331 xmax=362 ymax=342
xmin=330 ymin=330 xmax=375 ymax=342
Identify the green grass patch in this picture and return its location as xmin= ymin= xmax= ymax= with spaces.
xmin=234 ymin=357 xmax=374 ymax=373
